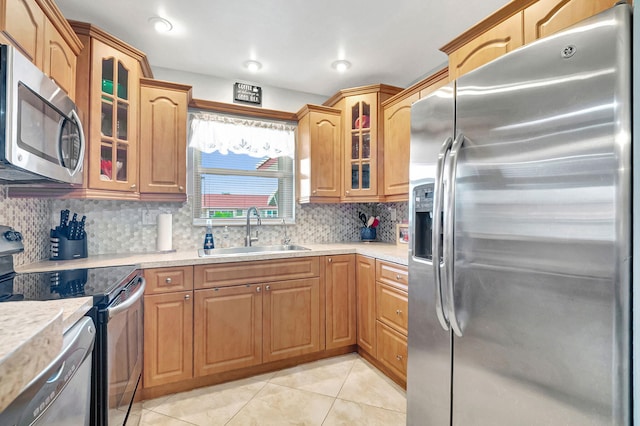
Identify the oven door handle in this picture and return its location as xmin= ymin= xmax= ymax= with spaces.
xmin=108 ymin=277 xmax=145 ymax=320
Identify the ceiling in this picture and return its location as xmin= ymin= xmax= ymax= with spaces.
xmin=55 ymin=0 xmax=512 ymax=97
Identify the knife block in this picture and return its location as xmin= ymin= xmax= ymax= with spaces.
xmin=50 ymin=229 xmax=87 ymax=260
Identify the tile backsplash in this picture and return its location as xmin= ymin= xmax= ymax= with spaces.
xmin=0 ymin=187 xmax=52 ymax=266
xmin=1 ymin=183 xmax=407 ymax=264
xmin=51 ymin=197 xmax=408 ymax=256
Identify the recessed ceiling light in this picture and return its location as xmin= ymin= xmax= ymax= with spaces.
xmin=148 ymin=16 xmax=173 ymax=33
xmin=331 ymin=60 xmax=351 ymax=72
xmin=244 ymin=60 xmax=262 ymax=72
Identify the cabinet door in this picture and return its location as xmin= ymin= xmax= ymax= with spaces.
xmin=139 ymin=81 xmax=189 ymax=198
xmin=344 ymin=93 xmax=378 ymax=198
xmin=0 ymin=0 xmax=44 ymax=66
xmin=524 ymin=0 xmax=614 ymax=43
xmin=43 ymin=20 xmax=76 ymax=99
xmin=297 ymin=109 xmax=342 ymax=203
xmin=376 ymin=321 xmax=408 ymax=382
xmin=448 ymin=13 xmax=523 ymax=80
xmin=143 ymin=291 xmax=193 ymax=388
xmin=356 ymin=255 xmax=376 ymax=356
xmin=263 ymin=277 xmax=321 ymax=362
xmin=89 ymin=39 xmax=139 ymax=192
xmin=383 ymin=93 xmax=419 ymax=199
xmin=194 ymin=285 xmax=262 ymax=376
xmin=325 ymin=255 xmax=356 ymax=350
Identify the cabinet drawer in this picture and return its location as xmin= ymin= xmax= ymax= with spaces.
xmin=376 ymin=282 xmax=408 ymax=335
xmin=144 ymin=266 xmax=194 ymax=294
xmin=376 ymin=321 xmax=407 ymax=380
xmin=375 ymin=259 xmax=408 ymax=290
xmin=194 ymin=257 xmax=320 ymax=289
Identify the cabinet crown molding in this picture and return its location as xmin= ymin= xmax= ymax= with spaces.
xmin=322 ymin=84 xmax=403 ymax=108
xmin=68 ymin=20 xmax=153 ymax=78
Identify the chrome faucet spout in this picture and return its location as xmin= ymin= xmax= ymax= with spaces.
xmin=245 ymin=207 xmax=261 ymax=246
xmin=281 ymin=218 xmax=291 ymax=246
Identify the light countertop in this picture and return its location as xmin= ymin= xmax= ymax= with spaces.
xmin=0 ymin=297 xmax=92 ymax=413
xmin=17 ymin=242 xmax=409 ymax=273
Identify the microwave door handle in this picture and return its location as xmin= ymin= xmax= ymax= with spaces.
xmin=68 ymin=109 xmax=85 ymax=177
xmin=108 ymin=277 xmax=146 ymax=320
xmin=433 ymin=137 xmax=452 ymax=332
xmin=444 ymin=134 xmax=465 ymax=337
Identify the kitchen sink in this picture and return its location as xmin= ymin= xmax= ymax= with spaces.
xmin=197 ymin=244 xmax=311 ymax=257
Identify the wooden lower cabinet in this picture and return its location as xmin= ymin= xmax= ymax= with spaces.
xmin=325 ymin=255 xmax=356 ymax=350
xmin=263 ymin=278 xmax=322 ymax=363
xmin=376 ymin=321 xmax=408 ymax=381
xmin=194 ymin=284 xmax=262 ymax=376
xmin=143 ymin=291 xmax=193 ymax=388
xmin=356 ymin=255 xmax=376 ymax=356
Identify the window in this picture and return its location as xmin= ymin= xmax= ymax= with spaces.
xmin=189 ymin=112 xmax=296 ymax=225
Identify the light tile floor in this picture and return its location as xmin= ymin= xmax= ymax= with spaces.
xmin=140 ymin=353 xmax=406 ymax=425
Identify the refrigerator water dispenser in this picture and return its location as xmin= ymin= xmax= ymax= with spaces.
xmin=413 ymin=183 xmax=434 ymax=260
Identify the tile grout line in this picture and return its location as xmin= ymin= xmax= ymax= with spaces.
xmin=223 ymin=379 xmax=270 ymax=426
xmin=141 ymin=408 xmax=200 ymax=426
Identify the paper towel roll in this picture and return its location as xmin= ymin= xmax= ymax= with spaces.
xmin=157 ymin=213 xmax=172 ymax=252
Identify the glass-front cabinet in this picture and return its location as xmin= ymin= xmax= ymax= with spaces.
xmin=89 ymin=40 xmax=139 ymax=192
xmin=344 ymin=93 xmax=378 ymax=199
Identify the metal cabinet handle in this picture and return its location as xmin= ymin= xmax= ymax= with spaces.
xmin=396 ymin=309 xmax=402 ymax=315
xmin=444 ymin=134 xmax=465 ymax=338
xmin=266 ymin=285 xmax=271 ymax=291
xmin=179 ymin=186 xmax=184 ymax=191
xmin=345 ymin=190 xmax=350 ymax=195
xmin=396 ymin=274 xmax=402 ymax=280
xmin=256 ymin=286 xmax=261 ymax=293
xmin=433 ymin=136 xmax=453 ymax=332
xmin=328 ymin=258 xmax=332 ymax=263
xmin=396 ymin=355 xmax=403 ymax=361
xmin=312 ymin=190 xmax=317 ymax=194
xmin=184 ymin=294 xmax=190 ymax=300
xmin=165 ymin=277 xmax=172 ymax=284
xmin=130 ymin=184 xmax=136 ymax=189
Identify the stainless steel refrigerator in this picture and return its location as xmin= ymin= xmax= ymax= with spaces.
xmin=407 ymin=4 xmax=632 ymax=425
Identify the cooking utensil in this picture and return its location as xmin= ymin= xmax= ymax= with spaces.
xmin=372 ymin=217 xmax=380 ymax=228
xmin=358 ymin=212 xmax=368 ymax=226
xmin=367 ymin=216 xmax=375 ymax=228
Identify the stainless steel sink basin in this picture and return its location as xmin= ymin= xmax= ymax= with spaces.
xmin=198 ymin=244 xmax=310 ymax=257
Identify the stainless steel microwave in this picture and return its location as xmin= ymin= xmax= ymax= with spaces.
xmin=0 ymin=44 xmax=85 ymax=184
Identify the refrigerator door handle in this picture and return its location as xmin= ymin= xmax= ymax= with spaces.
xmin=433 ymin=136 xmax=452 ymax=331
xmin=444 ymin=133 xmax=465 ymax=337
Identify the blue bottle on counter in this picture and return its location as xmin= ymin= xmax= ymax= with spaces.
xmin=204 ymin=220 xmax=215 ymax=250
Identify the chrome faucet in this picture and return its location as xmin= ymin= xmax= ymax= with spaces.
xmin=245 ymin=207 xmax=261 ymax=246
xmin=281 ymin=218 xmax=291 ymax=246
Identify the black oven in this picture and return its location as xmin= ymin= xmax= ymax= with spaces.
xmin=0 ymin=263 xmax=144 ymax=426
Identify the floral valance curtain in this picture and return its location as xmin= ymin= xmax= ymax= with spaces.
xmin=188 ymin=112 xmax=296 ymax=158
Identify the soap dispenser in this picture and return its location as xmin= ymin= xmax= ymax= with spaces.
xmin=203 ymin=220 xmax=215 ymax=250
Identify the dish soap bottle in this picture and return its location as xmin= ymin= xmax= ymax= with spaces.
xmin=203 ymin=220 xmax=215 ymax=250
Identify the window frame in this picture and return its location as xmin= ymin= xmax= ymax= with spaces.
xmin=188 ymin=111 xmax=297 ymax=227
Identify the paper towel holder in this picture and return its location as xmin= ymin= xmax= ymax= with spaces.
xmin=156 ymin=213 xmax=176 ymax=253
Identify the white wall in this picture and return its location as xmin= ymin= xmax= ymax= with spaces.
xmin=153 ymin=66 xmax=327 ymax=113
xmin=632 ymin=3 xmax=638 ymax=424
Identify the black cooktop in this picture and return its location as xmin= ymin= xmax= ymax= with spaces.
xmin=0 ymin=265 xmax=138 ymax=306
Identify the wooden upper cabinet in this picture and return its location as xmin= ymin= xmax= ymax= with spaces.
xmin=0 ymin=0 xmax=82 ymax=99
xmin=139 ymin=78 xmax=191 ymax=201
xmin=1 ymin=0 xmax=44 ymax=66
xmin=44 ymin=20 xmax=76 ymax=99
xmin=296 ymin=105 xmax=342 ymax=203
xmin=383 ymin=93 xmax=418 ymax=200
xmin=524 ymin=0 xmax=615 ymax=43
xmin=325 ymin=255 xmax=356 ymax=350
xmin=447 ymin=13 xmax=524 ymax=80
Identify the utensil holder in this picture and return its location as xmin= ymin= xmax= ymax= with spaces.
xmin=50 ymin=229 xmax=87 ymax=260
xmin=360 ymin=227 xmax=376 ymax=241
